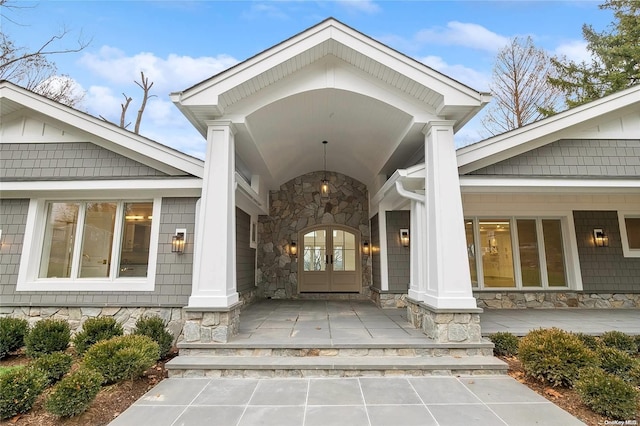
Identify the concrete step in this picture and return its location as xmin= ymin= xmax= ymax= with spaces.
xmin=177 ymin=341 xmax=495 ymax=357
xmin=166 ymin=355 xmax=507 ymax=378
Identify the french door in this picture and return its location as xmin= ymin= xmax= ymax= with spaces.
xmin=299 ymin=225 xmax=360 ymax=292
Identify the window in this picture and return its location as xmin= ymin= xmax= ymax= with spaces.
xmin=465 ymin=217 xmax=568 ymax=290
xmin=17 ymin=198 xmax=160 ymax=291
xmin=618 ymin=212 xmax=640 ymax=257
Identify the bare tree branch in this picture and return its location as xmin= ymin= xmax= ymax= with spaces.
xmin=120 ymin=93 xmax=133 ymax=129
xmin=133 ymin=71 xmax=156 ymax=134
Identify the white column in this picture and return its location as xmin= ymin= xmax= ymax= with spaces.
xmin=377 ymin=204 xmax=390 ymax=291
xmin=422 ymin=121 xmax=477 ymax=309
xmin=188 ymin=120 xmax=239 ymax=308
xmin=408 ymin=199 xmax=427 ymax=301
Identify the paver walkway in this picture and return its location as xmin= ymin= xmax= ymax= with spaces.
xmin=109 ymin=376 xmax=583 ymax=426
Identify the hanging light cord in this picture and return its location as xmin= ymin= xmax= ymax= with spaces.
xmin=322 ymin=140 xmax=328 ymax=180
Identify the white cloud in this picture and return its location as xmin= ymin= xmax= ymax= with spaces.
xmin=336 ymin=0 xmax=380 ymax=14
xmin=554 ymin=40 xmax=591 ymax=63
xmin=416 ymin=21 xmax=509 ymax=53
xmin=421 ymin=55 xmax=491 ymax=91
xmin=79 ymin=46 xmax=239 ymax=94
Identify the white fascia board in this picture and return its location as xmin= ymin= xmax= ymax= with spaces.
xmin=0 ymin=178 xmax=202 ymax=199
xmin=459 ymin=176 xmax=640 ymax=193
xmin=457 ymin=85 xmax=640 ymax=174
xmin=0 ymin=83 xmax=204 ymax=178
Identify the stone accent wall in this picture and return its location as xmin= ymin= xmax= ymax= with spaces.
xmin=0 ymin=142 xmax=172 ymax=179
xmin=370 ymin=214 xmax=381 ymax=290
xmin=469 ymin=139 xmax=640 ymax=177
xmin=257 ymin=171 xmax=370 ymax=298
xmin=574 ymin=210 xmax=640 ymax=293
xmin=385 ymin=211 xmax=410 ymax=292
xmin=406 ymin=299 xmax=482 ymax=344
xmin=370 ymin=288 xmax=408 ymax=308
xmin=236 ymin=208 xmax=256 ymax=294
xmin=0 ymin=306 xmax=184 ymax=345
xmin=1 ymin=197 xmax=196 ymax=306
xmin=475 ymin=291 xmax=640 ymax=308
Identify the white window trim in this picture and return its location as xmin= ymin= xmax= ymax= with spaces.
xmin=618 ymin=211 xmax=640 ymax=258
xmin=467 ymin=216 xmax=576 ymax=291
xmin=17 ymin=197 xmax=161 ymax=292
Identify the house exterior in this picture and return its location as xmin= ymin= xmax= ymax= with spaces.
xmin=1 ymin=19 xmax=639 ymax=344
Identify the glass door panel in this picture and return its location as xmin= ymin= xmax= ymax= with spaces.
xmin=303 ymin=229 xmax=326 ymax=272
xmin=479 ymin=219 xmax=515 ymax=288
xmin=465 ymin=220 xmax=478 ymax=286
xmin=517 ymin=219 xmax=541 ymax=287
xmin=542 ymin=220 xmax=567 ymax=287
xmin=332 ymin=229 xmax=356 ymax=271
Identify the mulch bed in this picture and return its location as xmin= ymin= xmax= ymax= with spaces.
xmin=502 ymin=355 xmax=639 ymax=426
xmin=0 ymin=350 xmax=175 ymax=426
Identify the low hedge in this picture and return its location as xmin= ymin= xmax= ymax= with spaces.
xmin=133 ymin=316 xmax=173 ymax=359
xmin=25 ymin=319 xmax=70 ymax=358
xmin=72 ymin=317 xmax=123 ymax=355
xmin=488 ymin=332 xmax=519 ymax=356
xmin=600 ymin=331 xmax=638 ymax=354
xmin=83 ymin=334 xmax=159 ymax=384
xmin=45 ymin=368 xmax=103 ymax=418
xmin=575 ymin=367 xmax=639 ymax=420
xmin=518 ymin=328 xmax=597 ymax=387
xmin=0 ymin=317 xmax=29 ymax=359
xmin=30 ymin=352 xmax=73 ymax=386
xmin=0 ymin=367 xmax=46 ymax=420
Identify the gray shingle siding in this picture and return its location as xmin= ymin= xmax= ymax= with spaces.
xmin=236 ymin=208 xmax=256 ymax=293
xmin=0 ymin=143 xmax=172 ymax=180
xmin=0 ymin=197 xmax=197 ymax=306
xmin=385 ymin=211 xmax=410 ymax=292
xmin=574 ymin=210 xmax=640 ymax=293
xmin=370 ymin=214 xmax=381 ymax=290
xmin=469 ymin=139 xmax=640 ymax=177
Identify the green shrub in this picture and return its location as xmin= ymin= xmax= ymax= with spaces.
xmin=133 ymin=316 xmax=173 ymax=359
xmin=0 ymin=367 xmax=46 ymax=420
xmin=72 ymin=317 xmax=123 ymax=355
xmin=24 ymin=319 xmax=70 ymax=358
xmin=634 ymin=335 xmax=640 ymax=353
xmin=600 ymin=330 xmax=637 ymax=353
xmin=45 ymin=368 xmax=103 ymax=418
xmin=572 ymin=332 xmax=601 ymax=351
xmin=597 ymin=346 xmax=637 ymax=382
xmin=30 ymin=352 xmax=73 ymax=386
xmin=629 ymin=362 xmax=640 ymax=386
xmin=575 ymin=367 xmax=639 ymax=420
xmin=518 ymin=328 xmax=598 ymax=387
xmin=83 ymin=335 xmax=159 ymax=384
xmin=0 ymin=317 xmax=29 ymax=359
xmin=488 ymin=332 xmax=519 ymax=356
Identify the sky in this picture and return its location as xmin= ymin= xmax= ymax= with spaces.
xmin=3 ymin=0 xmax=614 ymax=159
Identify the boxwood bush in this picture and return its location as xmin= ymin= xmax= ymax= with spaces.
xmin=133 ymin=316 xmax=173 ymax=359
xmin=0 ymin=317 xmax=29 ymax=359
xmin=600 ymin=331 xmax=637 ymax=353
xmin=488 ymin=332 xmax=519 ymax=356
xmin=25 ymin=319 xmax=70 ymax=358
xmin=83 ymin=335 xmax=159 ymax=384
xmin=45 ymin=368 xmax=103 ymax=418
xmin=597 ymin=346 xmax=638 ymax=382
xmin=0 ymin=367 xmax=46 ymax=420
xmin=30 ymin=352 xmax=73 ymax=386
xmin=575 ymin=367 xmax=639 ymax=420
xmin=518 ymin=328 xmax=597 ymax=387
xmin=572 ymin=332 xmax=601 ymax=351
xmin=72 ymin=316 xmax=123 ymax=355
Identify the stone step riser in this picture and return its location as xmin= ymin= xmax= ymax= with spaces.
xmin=168 ymin=368 xmax=507 ymax=379
xmin=178 ymin=347 xmax=494 ymax=357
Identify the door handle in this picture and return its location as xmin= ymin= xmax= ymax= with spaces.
xmin=330 ymin=254 xmax=333 ymax=264
xmin=325 ymin=254 xmax=329 ymax=264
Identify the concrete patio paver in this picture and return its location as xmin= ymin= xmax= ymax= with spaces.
xmin=110 ymin=376 xmax=585 ymax=426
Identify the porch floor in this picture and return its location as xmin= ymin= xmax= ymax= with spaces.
xmin=231 ymin=299 xmax=426 ymax=346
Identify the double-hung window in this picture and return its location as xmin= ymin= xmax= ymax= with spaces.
xmin=18 ymin=198 xmax=160 ymax=291
xmin=465 ymin=217 xmax=568 ymax=290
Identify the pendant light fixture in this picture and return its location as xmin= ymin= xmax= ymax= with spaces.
xmin=321 ymin=140 xmax=330 ymax=197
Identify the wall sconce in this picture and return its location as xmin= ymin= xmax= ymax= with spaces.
xmin=362 ymin=241 xmax=370 ymax=256
xmin=172 ymin=228 xmax=186 ymax=254
xmin=400 ymin=228 xmax=409 ymax=247
xmin=289 ymin=241 xmax=298 ymax=257
xmin=593 ymin=228 xmax=609 ymax=247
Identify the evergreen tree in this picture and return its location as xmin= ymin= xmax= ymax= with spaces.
xmin=549 ymin=0 xmax=640 ymax=109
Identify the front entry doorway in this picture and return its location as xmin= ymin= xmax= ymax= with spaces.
xmin=299 ymin=225 xmax=361 ymax=292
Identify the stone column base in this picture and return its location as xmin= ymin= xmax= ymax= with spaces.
xmin=406 ymin=298 xmax=482 ymax=343
xmin=181 ymin=302 xmax=242 ymax=343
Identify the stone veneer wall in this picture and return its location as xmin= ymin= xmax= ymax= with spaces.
xmin=257 ymin=171 xmax=370 ymax=298
xmin=475 ymin=291 xmax=640 ymax=308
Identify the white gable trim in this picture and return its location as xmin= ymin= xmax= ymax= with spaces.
xmin=0 ymin=82 xmax=204 ymax=178
xmin=457 ymin=84 xmax=640 ymax=175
